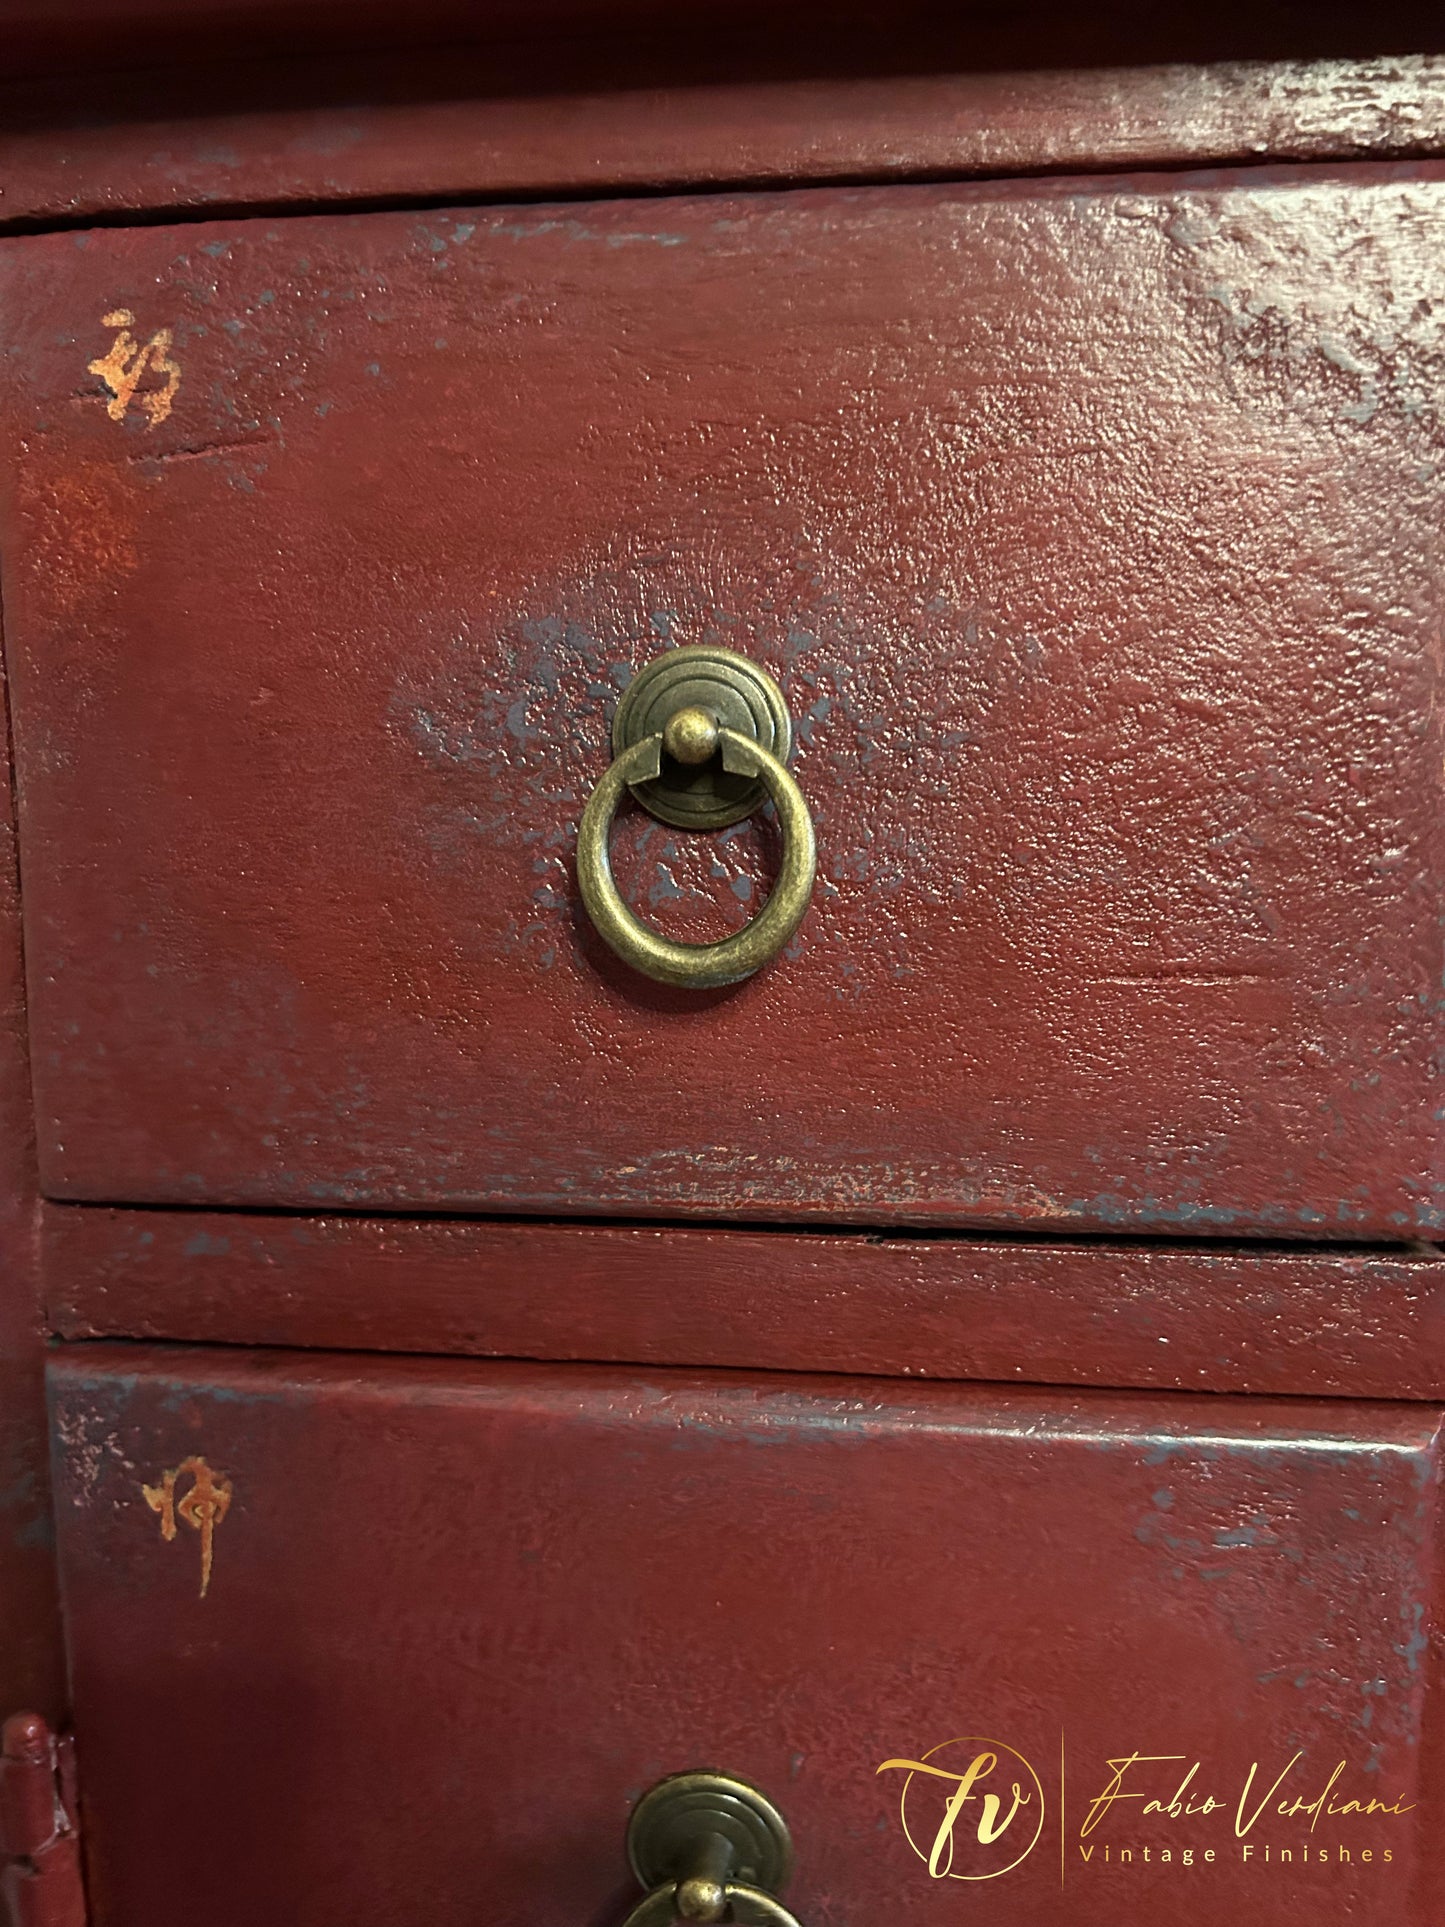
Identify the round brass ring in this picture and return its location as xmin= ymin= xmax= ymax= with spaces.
xmin=621 ymin=1881 xmax=802 ymax=1927
xmin=577 ymin=727 xmax=816 ymax=989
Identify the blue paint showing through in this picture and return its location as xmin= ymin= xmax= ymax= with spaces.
xmin=184 ymin=1231 xmax=231 ymax=1258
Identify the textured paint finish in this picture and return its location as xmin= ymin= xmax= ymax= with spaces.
xmin=0 ymin=651 xmax=61 ymax=1722
xmin=5 ymin=167 xmax=1445 ymax=1231
xmin=42 ymin=1205 xmax=1445 ymax=1401
xmin=3 ymin=57 xmax=1445 ymax=228
xmin=49 ymin=1347 xmax=1445 ymax=1926
xmin=0 ymin=1715 xmax=84 ymax=1927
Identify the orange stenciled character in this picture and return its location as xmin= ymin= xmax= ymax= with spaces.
xmin=88 ymin=309 xmax=181 ymax=427
xmin=142 ymin=1456 xmax=233 ymax=1596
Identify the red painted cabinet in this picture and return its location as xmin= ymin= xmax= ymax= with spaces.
xmin=3 ymin=167 xmax=1443 ymax=1233
xmin=48 ymin=1348 xmax=1445 ymax=1927
xmin=1 ymin=44 xmax=1443 ymax=1927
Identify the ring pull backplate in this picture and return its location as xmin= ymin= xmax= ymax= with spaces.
xmin=620 ymin=1769 xmax=803 ymax=1926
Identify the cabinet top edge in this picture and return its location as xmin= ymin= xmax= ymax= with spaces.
xmin=4 ymin=53 xmax=1445 ymax=235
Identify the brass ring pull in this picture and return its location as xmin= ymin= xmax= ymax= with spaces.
xmin=621 ymin=1771 xmax=803 ymax=1927
xmin=578 ymin=701 xmax=816 ymax=991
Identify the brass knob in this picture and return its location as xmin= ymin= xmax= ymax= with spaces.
xmin=621 ymin=1771 xmax=803 ymax=1927
xmin=576 ymin=647 xmax=816 ymax=989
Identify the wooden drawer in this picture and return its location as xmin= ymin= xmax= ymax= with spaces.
xmin=4 ymin=166 xmax=1443 ymax=1230
xmin=50 ymin=1346 xmax=1443 ymax=1926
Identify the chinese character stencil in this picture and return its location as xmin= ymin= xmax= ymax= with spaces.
xmin=89 ymin=309 xmax=181 ymax=427
xmin=143 ymin=1457 xmax=232 ymax=1597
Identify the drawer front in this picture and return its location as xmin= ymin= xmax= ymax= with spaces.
xmin=51 ymin=1347 xmax=1443 ymax=1926
xmin=5 ymin=171 xmax=1444 ymax=1229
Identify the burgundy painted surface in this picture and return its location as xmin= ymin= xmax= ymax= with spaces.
xmin=0 ymin=43 xmax=1441 ymax=1927
xmin=0 ymin=1716 xmax=84 ymax=1927
xmin=5 ymin=167 xmax=1444 ymax=1233
xmin=42 ymin=1206 xmax=1445 ymax=1401
xmin=3 ymin=57 xmax=1445 ymax=229
xmin=0 ymin=655 xmax=62 ymax=1723
xmin=50 ymin=1346 xmax=1445 ymax=1926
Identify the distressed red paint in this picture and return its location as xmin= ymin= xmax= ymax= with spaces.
xmin=0 ymin=1715 xmax=84 ymax=1927
xmin=41 ymin=1206 xmax=1445 ymax=1402
xmin=3 ymin=56 xmax=1445 ymax=230
xmin=48 ymin=1347 xmax=1445 ymax=1927
xmin=0 ymin=656 xmax=61 ymax=1722
xmin=4 ymin=166 xmax=1444 ymax=1231
xmin=0 ymin=43 xmax=1443 ymax=1927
